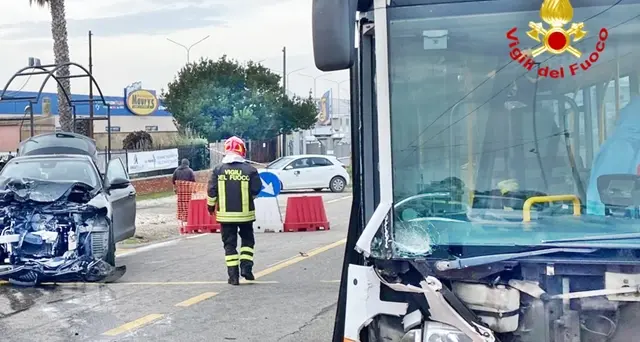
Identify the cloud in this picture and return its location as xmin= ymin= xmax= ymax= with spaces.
xmin=0 ymin=0 xmax=349 ymax=98
xmin=0 ymin=4 xmax=228 ymax=40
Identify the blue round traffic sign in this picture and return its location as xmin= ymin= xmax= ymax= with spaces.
xmin=258 ymin=171 xmax=281 ymax=198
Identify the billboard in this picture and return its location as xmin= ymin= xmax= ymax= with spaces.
xmin=124 ymin=87 xmax=159 ymax=116
xmin=317 ymin=89 xmax=332 ymax=125
xmin=127 ymin=148 xmax=179 ymax=174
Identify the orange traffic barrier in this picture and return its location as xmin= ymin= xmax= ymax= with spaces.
xmin=175 ymin=180 xmax=222 ymax=234
xmin=282 ymin=196 xmax=330 ymax=232
xmin=175 ymin=180 xmax=208 ymax=221
xmin=180 ymin=198 xmax=222 ymax=234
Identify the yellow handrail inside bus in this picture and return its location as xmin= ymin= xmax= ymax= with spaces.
xmin=522 ymin=195 xmax=581 ymax=222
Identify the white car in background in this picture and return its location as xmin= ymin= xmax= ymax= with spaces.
xmin=262 ymin=154 xmax=350 ymax=192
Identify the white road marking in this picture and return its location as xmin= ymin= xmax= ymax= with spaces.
xmin=116 ymin=239 xmax=181 ymax=258
xmin=185 ymin=233 xmax=212 ymax=240
xmin=326 ymin=195 xmax=352 ymax=204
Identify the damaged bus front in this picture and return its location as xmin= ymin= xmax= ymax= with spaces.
xmin=314 ymin=0 xmax=640 ymax=341
xmin=0 ymin=156 xmax=126 ymax=286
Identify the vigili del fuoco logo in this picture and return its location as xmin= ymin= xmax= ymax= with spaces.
xmin=506 ymin=0 xmax=608 ymax=78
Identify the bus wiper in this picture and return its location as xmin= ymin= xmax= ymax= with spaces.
xmin=434 ymin=247 xmax=597 ymax=271
xmin=542 ymin=232 xmax=640 ymax=244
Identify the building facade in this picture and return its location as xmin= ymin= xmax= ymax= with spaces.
xmin=287 ymin=88 xmax=352 ymax=164
xmin=0 ymin=88 xmax=177 ymax=152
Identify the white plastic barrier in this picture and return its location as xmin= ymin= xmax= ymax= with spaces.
xmin=254 ymin=197 xmax=283 ymax=233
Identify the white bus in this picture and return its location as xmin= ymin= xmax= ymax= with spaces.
xmin=312 ymin=0 xmax=640 ymax=341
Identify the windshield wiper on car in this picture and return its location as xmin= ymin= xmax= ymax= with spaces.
xmin=434 ymin=247 xmax=597 ymax=271
xmin=542 ymin=232 xmax=640 ymax=244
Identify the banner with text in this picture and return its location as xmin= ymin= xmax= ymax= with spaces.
xmin=127 ymin=148 xmax=179 ymax=174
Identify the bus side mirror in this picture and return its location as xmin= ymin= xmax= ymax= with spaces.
xmin=312 ymin=0 xmax=356 ymax=71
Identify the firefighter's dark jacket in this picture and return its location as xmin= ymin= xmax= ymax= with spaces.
xmin=207 ymin=161 xmax=262 ymax=222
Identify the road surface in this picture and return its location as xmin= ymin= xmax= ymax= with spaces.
xmin=0 ymin=191 xmax=352 ymax=342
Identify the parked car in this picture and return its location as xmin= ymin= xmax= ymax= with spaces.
xmin=263 ymin=154 xmax=350 ymax=192
xmin=0 ymin=133 xmax=136 ymax=285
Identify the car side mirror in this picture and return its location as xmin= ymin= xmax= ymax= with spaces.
xmin=106 ymin=177 xmax=130 ymax=190
xmin=284 ymin=165 xmax=293 ymax=170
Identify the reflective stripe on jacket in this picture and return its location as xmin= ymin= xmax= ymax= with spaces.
xmin=207 ymin=162 xmax=262 ymax=223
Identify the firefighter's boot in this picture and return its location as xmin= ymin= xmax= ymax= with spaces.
xmin=227 ymin=266 xmax=240 ymax=285
xmin=240 ymin=262 xmax=255 ymax=281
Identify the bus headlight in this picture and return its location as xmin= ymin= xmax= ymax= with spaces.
xmin=401 ymin=322 xmax=473 ymax=342
xmin=424 ymin=322 xmax=472 ymax=342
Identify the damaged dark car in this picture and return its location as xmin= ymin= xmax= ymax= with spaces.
xmin=0 ymin=154 xmax=135 ymax=285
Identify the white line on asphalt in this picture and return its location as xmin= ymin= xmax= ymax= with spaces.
xmin=185 ymin=233 xmax=212 ymax=240
xmin=116 ymin=239 xmax=181 ymax=258
xmin=326 ymin=195 xmax=352 ymax=204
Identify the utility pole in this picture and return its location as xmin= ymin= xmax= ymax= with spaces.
xmin=281 ymin=46 xmax=287 ymax=157
xmin=88 ymin=30 xmax=94 ymax=138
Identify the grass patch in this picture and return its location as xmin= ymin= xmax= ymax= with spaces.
xmin=136 ymin=191 xmax=175 ymax=202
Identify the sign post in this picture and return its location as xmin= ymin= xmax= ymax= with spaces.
xmin=254 ymin=171 xmax=283 ymax=233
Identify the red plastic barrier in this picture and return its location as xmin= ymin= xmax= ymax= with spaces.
xmin=180 ymin=198 xmax=222 ymax=234
xmin=282 ymin=196 xmax=330 ymax=232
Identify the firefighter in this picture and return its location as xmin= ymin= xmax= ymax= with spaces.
xmin=207 ymin=136 xmax=262 ymax=285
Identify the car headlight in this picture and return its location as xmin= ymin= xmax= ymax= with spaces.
xmin=401 ymin=322 xmax=473 ymax=342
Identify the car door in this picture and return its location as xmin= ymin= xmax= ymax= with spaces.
xmin=308 ymin=157 xmax=337 ymax=188
xmin=105 ymin=159 xmax=136 ymax=242
xmin=280 ymin=157 xmax=313 ymax=189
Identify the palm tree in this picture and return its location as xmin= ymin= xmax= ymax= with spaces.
xmin=29 ymin=0 xmax=73 ymax=132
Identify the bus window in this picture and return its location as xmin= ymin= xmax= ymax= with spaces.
xmin=386 ymin=0 xmax=640 ymax=256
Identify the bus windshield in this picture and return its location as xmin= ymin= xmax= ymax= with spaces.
xmin=381 ymin=0 xmax=640 ymax=258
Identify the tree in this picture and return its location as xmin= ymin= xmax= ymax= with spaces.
xmin=162 ymin=56 xmax=317 ymax=141
xmin=29 ymin=0 xmax=73 ymax=132
xmin=122 ymin=131 xmax=153 ymax=150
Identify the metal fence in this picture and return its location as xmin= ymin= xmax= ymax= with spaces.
xmin=209 ymin=138 xmax=278 ymax=167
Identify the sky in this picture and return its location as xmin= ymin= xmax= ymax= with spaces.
xmin=0 ymin=0 xmax=350 ymax=100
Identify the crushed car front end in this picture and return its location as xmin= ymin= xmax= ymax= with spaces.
xmin=0 ymin=177 xmax=121 ymax=285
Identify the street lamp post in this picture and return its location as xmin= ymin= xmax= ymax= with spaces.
xmin=298 ymin=73 xmax=342 ymax=99
xmin=298 ymin=74 xmax=326 ymax=98
xmin=271 ymin=67 xmax=307 ymax=94
xmin=166 ymin=35 xmax=210 ymax=63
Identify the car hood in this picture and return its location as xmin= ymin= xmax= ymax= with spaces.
xmin=0 ymin=177 xmax=99 ymax=204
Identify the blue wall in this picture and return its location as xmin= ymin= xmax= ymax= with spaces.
xmin=0 ymin=90 xmax=172 ymax=117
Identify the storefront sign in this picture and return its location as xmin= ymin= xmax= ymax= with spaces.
xmin=125 ymin=89 xmax=158 ymax=116
xmin=127 ymin=148 xmax=179 ymax=174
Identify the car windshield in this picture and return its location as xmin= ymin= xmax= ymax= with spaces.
xmin=267 ymin=157 xmax=294 ymax=169
xmin=380 ymin=0 xmax=640 ymax=258
xmin=0 ymin=158 xmax=100 ymax=189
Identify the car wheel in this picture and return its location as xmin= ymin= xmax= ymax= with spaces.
xmin=329 ymin=176 xmax=346 ymax=193
xmin=314 ymin=188 xmax=323 ymax=192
